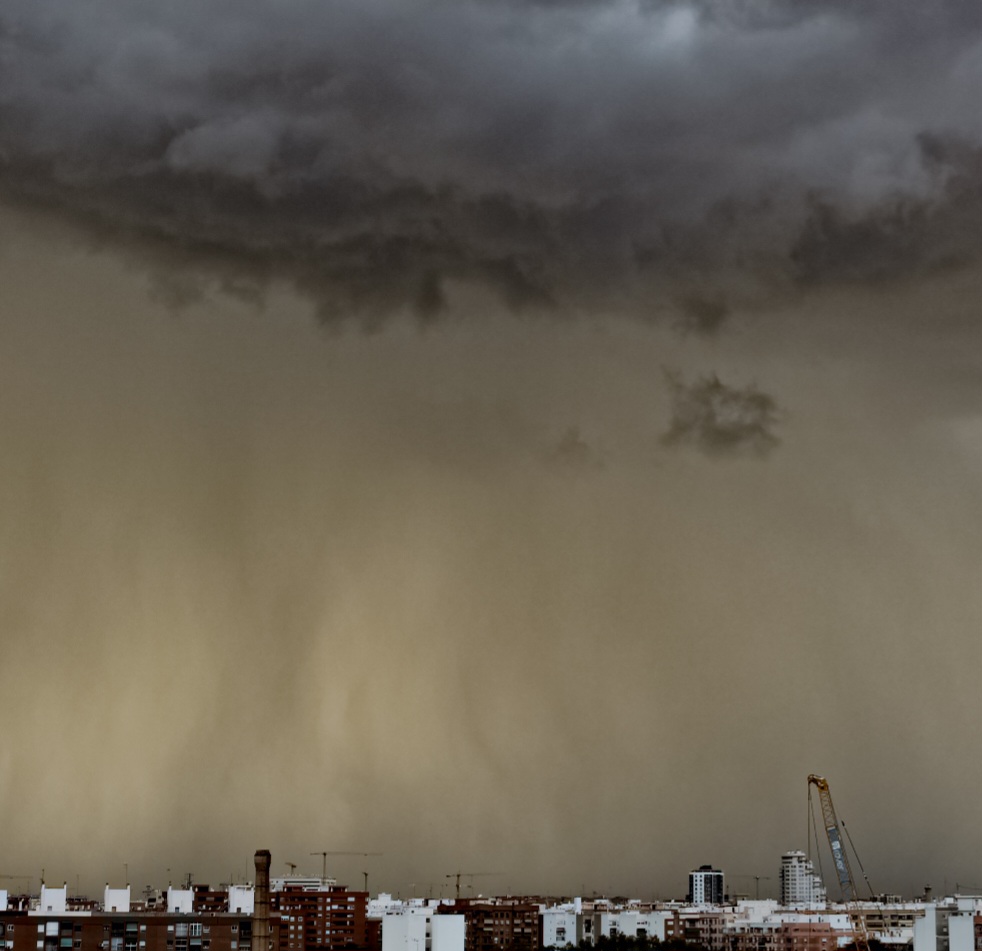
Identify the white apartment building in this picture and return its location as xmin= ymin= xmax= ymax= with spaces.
xmin=541 ymin=907 xmax=577 ymax=948
xmin=913 ymin=899 xmax=982 ymax=951
xmin=689 ymin=866 xmax=725 ymax=905
xmin=780 ymin=851 xmax=826 ymax=906
xmin=381 ymin=912 xmax=465 ymax=951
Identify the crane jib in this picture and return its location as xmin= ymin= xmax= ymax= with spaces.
xmin=826 ymin=825 xmax=851 ymax=891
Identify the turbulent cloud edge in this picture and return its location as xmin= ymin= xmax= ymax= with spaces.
xmin=3 ymin=1 xmax=982 ymax=321
xmin=661 ymin=372 xmax=781 ymax=457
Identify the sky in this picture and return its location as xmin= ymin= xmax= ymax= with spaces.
xmin=1 ymin=0 xmax=982 ymax=902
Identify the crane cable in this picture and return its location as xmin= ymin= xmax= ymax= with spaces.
xmin=841 ymin=820 xmax=875 ymax=899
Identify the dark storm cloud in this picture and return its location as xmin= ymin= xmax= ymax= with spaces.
xmin=662 ymin=372 xmax=780 ymax=456
xmin=791 ymin=133 xmax=982 ymax=283
xmin=5 ymin=0 xmax=982 ymax=319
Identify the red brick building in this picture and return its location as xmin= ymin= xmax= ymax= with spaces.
xmin=444 ymin=901 xmax=539 ymax=951
xmin=272 ymin=887 xmax=372 ymax=951
xmin=0 ymin=910 xmax=275 ymax=951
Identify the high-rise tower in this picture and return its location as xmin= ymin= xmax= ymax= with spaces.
xmin=688 ymin=865 xmax=725 ymax=904
xmin=780 ymin=851 xmax=826 ymax=905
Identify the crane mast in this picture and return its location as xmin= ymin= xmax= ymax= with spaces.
xmin=807 ymin=774 xmax=870 ymax=951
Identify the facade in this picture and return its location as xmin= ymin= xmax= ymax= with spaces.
xmin=445 ymin=902 xmax=538 ymax=951
xmin=540 ymin=909 xmax=576 ymax=949
xmin=690 ymin=868 xmax=726 ymax=906
xmin=273 ymin=886 xmax=370 ymax=951
xmin=671 ymin=910 xmax=727 ymax=951
xmin=912 ymin=901 xmax=982 ymax=951
xmin=381 ymin=915 xmax=426 ymax=951
xmin=0 ymin=907 xmax=268 ymax=951
xmin=381 ymin=913 xmax=464 ymax=951
xmin=771 ymin=921 xmax=835 ymax=951
xmin=779 ymin=854 xmax=825 ymax=907
xmin=430 ymin=918 xmax=464 ymax=951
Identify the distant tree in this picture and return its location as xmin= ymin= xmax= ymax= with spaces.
xmin=842 ymin=941 xmax=888 ymax=951
xmin=588 ymin=935 xmax=698 ymax=951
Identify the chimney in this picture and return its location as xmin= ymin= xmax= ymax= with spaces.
xmin=253 ymin=851 xmax=271 ymax=951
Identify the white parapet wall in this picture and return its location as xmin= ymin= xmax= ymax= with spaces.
xmin=167 ymin=888 xmax=194 ymax=914
xmin=104 ymin=886 xmax=130 ymax=913
xmin=229 ymin=886 xmax=255 ymax=915
xmin=38 ymin=885 xmax=67 ymax=914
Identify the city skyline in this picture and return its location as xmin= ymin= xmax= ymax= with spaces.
xmin=1 ymin=0 xmax=981 ymax=900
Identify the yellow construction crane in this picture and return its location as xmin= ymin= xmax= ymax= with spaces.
xmin=808 ymin=774 xmax=873 ymax=951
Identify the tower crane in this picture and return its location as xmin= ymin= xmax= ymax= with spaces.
xmin=445 ymin=872 xmax=501 ymax=901
xmin=0 ymin=875 xmax=31 ymax=892
xmin=807 ymin=774 xmax=873 ymax=951
xmin=732 ymin=875 xmax=772 ymax=900
xmin=309 ymin=852 xmax=382 ymax=883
